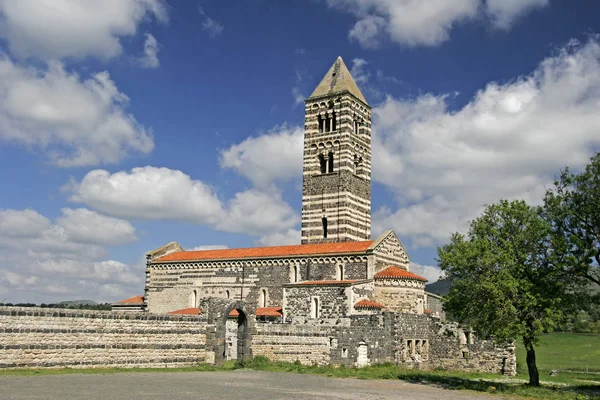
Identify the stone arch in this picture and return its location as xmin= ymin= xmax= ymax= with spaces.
xmin=202 ymin=298 xmax=255 ymax=366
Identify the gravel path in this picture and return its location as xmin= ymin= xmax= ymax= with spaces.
xmin=0 ymin=370 xmax=509 ymax=400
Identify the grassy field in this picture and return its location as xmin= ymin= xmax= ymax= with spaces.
xmin=516 ymin=333 xmax=600 ymax=373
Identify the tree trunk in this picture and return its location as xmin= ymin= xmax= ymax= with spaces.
xmin=523 ymin=336 xmax=540 ymax=386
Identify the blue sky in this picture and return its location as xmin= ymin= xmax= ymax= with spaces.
xmin=1 ymin=0 xmax=600 ymax=303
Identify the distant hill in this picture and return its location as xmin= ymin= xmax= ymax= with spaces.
xmin=56 ymin=300 xmax=98 ymax=306
xmin=425 ymin=279 xmax=452 ymax=296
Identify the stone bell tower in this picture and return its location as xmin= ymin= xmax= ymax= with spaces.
xmin=301 ymin=56 xmax=372 ymax=244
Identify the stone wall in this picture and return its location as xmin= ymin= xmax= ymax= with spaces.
xmin=253 ymin=323 xmax=331 ymax=365
xmin=0 ymin=307 xmax=207 ymax=369
xmin=374 ymin=279 xmax=426 ymax=314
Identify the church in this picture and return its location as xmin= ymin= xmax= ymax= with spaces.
xmin=110 ymin=57 xmax=516 ymax=373
xmin=140 ymin=56 xmax=429 ymax=318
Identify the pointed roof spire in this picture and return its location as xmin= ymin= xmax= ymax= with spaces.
xmin=308 ymin=56 xmax=368 ymax=105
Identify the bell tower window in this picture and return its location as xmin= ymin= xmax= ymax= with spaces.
xmin=322 ymin=217 xmax=328 ymax=238
xmin=318 ymin=115 xmax=324 ymax=133
xmin=328 ymin=151 xmax=334 ymax=173
xmin=319 ymin=154 xmax=326 ymax=174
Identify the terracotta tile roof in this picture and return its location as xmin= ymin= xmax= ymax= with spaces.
xmin=297 ymin=280 xmax=358 ymax=286
xmin=374 ymin=266 xmax=428 ymax=282
xmin=424 ymin=309 xmax=432 ymax=314
xmin=354 ymin=299 xmax=384 ymax=309
xmin=168 ymin=307 xmax=200 ymax=315
xmin=229 ymin=307 xmax=283 ymax=317
xmin=155 ymin=241 xmax=374 ymax=262
xmin=115 ymin=295 xmax=144 ymax=304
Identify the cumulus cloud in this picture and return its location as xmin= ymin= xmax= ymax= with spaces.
xmin=324 ymin=0 xmax=548 ymax=48
xmin=0 ymin=0 xmax=168 ymax=61
xmin=372 ymin=37 xmax=600 ymax=246
xmin=0 ymin=208 xmax=142 ymax=303
xmin=0 ymin=57 xmax=154 ymax=166
xmin=137 ymin=32 xmax=160 ymax=68
xmin=56 ymin=208 xmax=137 ymax=246
xmin=410 ymin=262 xmax=443 ymax=283
xmin=257 ymin=229 xmax=301 ymax=247
xmin=219 ymin=125 xmax=304 ymax=189
xmin=68 ymin=166 xmax=299 ymax=237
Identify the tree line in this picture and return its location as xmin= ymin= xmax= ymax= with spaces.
xmin=0 ymin=302 xmax=112 ymax=310
xmin=438 ymin=152 xmax=600 ymax=386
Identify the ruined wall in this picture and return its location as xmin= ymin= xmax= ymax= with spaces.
xmin=425 ymin=292 xmax=445 ymax=319
xmin=0 ymin=307 xmax=207 ymax=369
xmin=393 ymin=314 xmax=516 ymax=375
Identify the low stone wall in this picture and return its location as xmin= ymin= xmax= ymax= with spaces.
xmin=0 ymin=307 xmax=207 ymax=369
xmin=253 ymin=323 xmax=330 ymax=365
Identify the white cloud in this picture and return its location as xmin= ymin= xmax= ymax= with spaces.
xmin=0 ymin=57 xmax=154 ymax=166
xmin=56 ymin=208 xmax=137 ymax=246
xmin=486 ymin=0 xmax=548 ymax=30
xmin=410 ymin=262 xmax=443 ymax=283
xmin=220 ymin=125 xmax=304 ymax=189
xmin=198 ymin=6 xmax=223 ymax=38
xmin=0 ymin=208 xmax=143 ymax=303
xmin=350 ymin=58 xmax=370 ymax=84
xmin=258 ymin=229 xmax=301 ymax=247
xmin=324 ymin=0 xmax=548 ymax=48
xmin=70 ymin=166 xmax=224 ymax=224
xmin=372 ymin=37 xmax=600 ymax=246
xmin=190 ymin=245 xmax=229 ymax=251
xmin=137 ymin=32 xmax=160 ymax=68
xmin=292 ymin=87 xmax=305 ymax=107
xmin=219 ymin=189 xmax=298 ymax=234
xmin=69 ymin=166 xmax=300 ymax=237
xmin=0 ymin=0 xmax=168 ymax=61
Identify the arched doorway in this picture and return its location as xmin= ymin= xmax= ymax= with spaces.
xmin=210 ymin=300 xmax=254 ymax=366
xmin=224 ymin=308 xmax=248 ymax=361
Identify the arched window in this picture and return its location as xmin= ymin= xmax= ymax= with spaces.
xmin=328 ymin=151 xmax=334 ymax=173
xmin=259 ymin=289 xmax=267 ymax=308
xmin=319 ymin=154 xmax=326 ymax=174
xmin=190 ymin=289 xmax=197 ymax=308
xmin=311 ymin=297 xmax=319 ymax=318
xmin=332 ymin=112 xmax=337 ymax=131
xmin=291 ymin=265 xmax=299 ymax=283
xmin=318 ymin=115 xmax=324 ymax=133
xmin=354 ymin=120 xmax=359 ymax=135
xmin=337 ymin=265 xmax=344 ymax=280
xmin=322 ymin=217 xmax=328 ymax=238
xmin=225 ymin=290 xmax=230 ymax=299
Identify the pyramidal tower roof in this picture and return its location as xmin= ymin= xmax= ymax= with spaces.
xmin=308 ymin=56 xmax=368 ymax=105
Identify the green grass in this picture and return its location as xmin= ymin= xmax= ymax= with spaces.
xmin=516 ymin=333 xmax=600 ymax=373
xmin=234 ymin=357 xmax=600 ymax=400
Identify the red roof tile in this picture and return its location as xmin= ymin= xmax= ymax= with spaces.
xmin=374 ymin=266 xmax=427 ymax=282
xmin=168 ymin=307 xmax=200 ymax=315
xmin=354 ymin=299 xmax=384 ymax=309
xmin=155 ymin=241 xmax=374 ymax=262
xmin=424 ymin=309 xmax=432 ymax=314
xmin=115 ymin=295 xmax=144 ymax=304
xmin=297 ymin=280 xmax=358 ymax=286
xmin=229 ymin=307 xmax=283 ymax=317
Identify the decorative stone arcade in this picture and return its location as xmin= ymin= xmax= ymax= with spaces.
xmin=199 ymin=298 xmax=255 ymax=366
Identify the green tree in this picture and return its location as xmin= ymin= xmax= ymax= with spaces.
xmin=437 ymin=200 xmax=574 ymax=386
xmin=544 ymin=152 xmax=600 ymax=286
